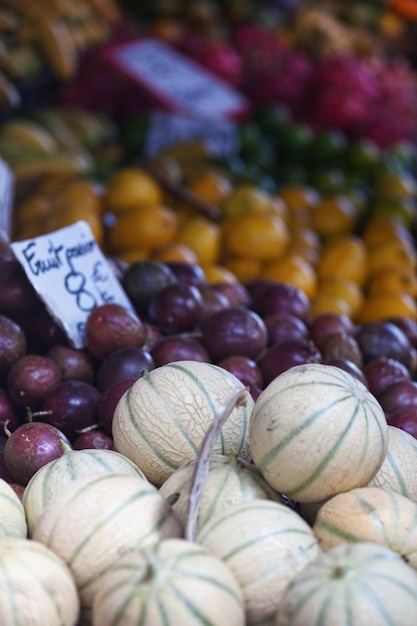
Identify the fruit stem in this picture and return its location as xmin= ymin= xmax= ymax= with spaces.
xmin=185 ymin=387 xmax=249 ymax=542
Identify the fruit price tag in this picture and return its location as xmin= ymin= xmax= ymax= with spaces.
xmin=10 ymin=221 xmax=136 ymax=349
xmin=0 ymin=157 xmax=14 ymax=236
xmin=143 ymin=110 xmax=239 ymax=158
xmin=101 ymin=38 xmax=250 ymax=120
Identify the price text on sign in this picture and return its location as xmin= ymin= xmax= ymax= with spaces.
xmin=10 ymin=221 xmax=136 ymax=348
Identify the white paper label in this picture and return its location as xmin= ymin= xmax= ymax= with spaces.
xmin=0 ymin=158 xmax=14 ymax=236
xmin=10 ymin=221 xmax=136 ymax=349
xmin=143 ymin=111 xmax=240 ymax=158
xmin=105 ymin=38 xmax=249 ymax=120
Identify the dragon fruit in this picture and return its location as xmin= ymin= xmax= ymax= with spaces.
xmin=307 ymin=55 xmax=380 ymax=138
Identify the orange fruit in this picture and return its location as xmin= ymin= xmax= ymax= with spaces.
xmin=287 ymin=226 xmax=321 ymax=265
xmin=107 ymin=203 xmax=177 ymax=253
xmin=151 ymin=242 xmax=198 ymax=264
xmin=260 ymin=254 xmax=318 ymax=299
xmin=186 ymin=168 xmax=233 ymax=206
xmin=310 ymin=195 xmax=358 ymax=239
xmin=222 ymin=212 xmax=290 ymax=262
xmin=176 ymin=215 xmax=222 ymax=265
xmin=116 ymin=248 xmax=149 ymax=264
xmin=373 ymin=170 xmax=417 ymax=199
xmin=317 ymin=277 xmax=364 ymax=319
xmin=44 ymin=205 xmax=104 ymax=245
xmin=310 ymin=293 xmax=353 ymax=318
xmin=370 ymin=196 xmax=417 ymax=229
xmin=13 ymin=220 xmax=45 ymax=241
xmin=13 ymin=195 xmax=52 ymax=230
xmin=356 ymin=292 xmax=417 ymax=324
xmin=58 ymin=178 xmax=103 ymax=215
xmin=361 ymin=215 xmax=414 ymax=249
xmin=200 ymin=263 xmax=238 ymax=285
xmin=277 ymin=184 xmax=320 ymax=211
xmin=316 ymin=235 xmax=368 ymax=286
xmin=103 ymin=167 xmax=163 ymax=214
xmin=221 ymin=183 xmax=287 ymax=219
xmin=222 ymin=256 xmax=261 ymax=283
xmin=367 ymin=238 xmax=417 ymax=276
xmin=367 ymin=267 xmax=417 ymax=298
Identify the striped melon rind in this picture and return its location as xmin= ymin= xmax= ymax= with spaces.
xmin=0 ymin=478 xmax=27 ymax=538
xmin=23 ymin=447 xmax=147 ymax=537
xmin=112 ymin=361 xmax=254 ymax=486
xmin=32 ymin=473 xmax=183 ymax=616
xmin=0 ymin=537 xmax=80 ymax=626
xmin=367 ymin=425 xmax=417 ymax=503
xmin=312 ymin=486 xmax=417 ymax=567
xmin=197 ymin=499 xmax=321 ymax=625
xmin=249 ymin=363 xmax=388 ymax=503
xmin=159 ymin=453 xmax=285 ymax=530
xmin=92 ymin=538 xmax=245 ymax=626
xmin=276 ymin=542 xmax=417 ymax=626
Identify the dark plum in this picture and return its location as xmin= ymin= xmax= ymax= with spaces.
xmin=0 ymin=314 xmax=27 ymax=376
xmin=363 ymin=357 xmax=411 ymax=399
xmin=249 ymin=383 xmax=263 ymax=402
xmin=356 ymin=321 xmax=414 ymax=371
xmin=197 ymin=285 xmax=230 ymax=320
xmin=96 ymin=346 xmax=155 ymax=392
xmin=319 ymin=333 xmax=363 ymax=369
xmin=165 ymin=261 xmax=207 ymax=287
xmin=386 ymin=317 xmax=417 ymax=348
xmin=377 ymin=379 xmax=417 ymax=417
xmin=148 ymin=283 xmax=204 ymax=333
xmin=122 ymin=259 xmax=177 ymax=315
xmin=20 ymin=302 xmax=68 ymax=352
xmin=46 ymin=344 xmax=97 ymax=383
xmin=97 ymin=378 xmax=135 ymax=435
xmin=7 ymin=354 xmax=62 ymax=410
xmin=150 ymin=335 xmax=210 ymax=367
xmin=308 ymin=312 xmax=356 ymax=351
xmin=0 ymin=258 xmax=39 ymax=317
xmin=142 ymin=323 xmax=163 ymax=351
xmin=322 ymin=357 xmax=368 ymax=386
xmin=211 ymin=281 xmax=252 ymax=308
xmin=73 ymin=428 xmax=114 ymax=450
xmin=217 ymin=355 xmax=264 ymax=388
xmin=41 ymin=379 xmax=102 ymax=440
xmin=249 ymin=281 xmax=311 ymax=322
xmin=3 ymin=421 xmax=71 ymax=485
xmin=258 ymin=338 xmax=322 ymax=386
xmin=0 ymin=452 xmax=14 ymax=483
xmin=263 ymin=312 xmax=309 ymax=346
xmin=200 ymin=306 xmax=268 ymax=361
xmin=387 ymin=407 xmax=417 ymax=439
xmin=0 ymin=389 xmax=23 ymax=432
xmin=84 ymin=303 xmax=146 ymax=360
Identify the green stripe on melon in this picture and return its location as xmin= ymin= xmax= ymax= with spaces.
xmin=367 ymin=426 xmax=417 ymax=503
xmin=276 ymin=542 xmax=417 ymax=626
xmin=0 ymin=478 xmax=27 ymax=539
xmin=159 ymin=453 xmax=284 ymax=530
xmin=0 ymin=537 xmax=80 ymax=625
xmin=32 ymin=473 xmax=183 ymax=616
xmin=249 ymin=363 xmax=388 ymax=503
xmin=92 ymin=539 xmax=245 ymax=626
xmin=23 ymin=447 xmax=146 ymax=537
xmin=312 ymin=486 xmax=417 ymax=567
xmin=197 ymin=499 xmax=320 ymax=625
xmin=112 ymin=361 xmax=253 ymax=486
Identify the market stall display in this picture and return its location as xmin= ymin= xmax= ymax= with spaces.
xmin=1 ymin=2 xmax=417 ymax=625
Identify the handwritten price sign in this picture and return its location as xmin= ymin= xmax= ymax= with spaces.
xmin=10 ymin=221 xmax=136 ymax=349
